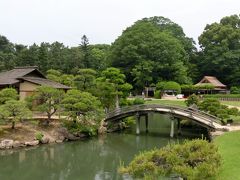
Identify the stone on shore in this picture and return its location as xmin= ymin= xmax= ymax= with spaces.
xmin=1 ymin=139 xmax=14 ymax=149
xmin=40 ymin=137 xmax=50 ymax=144
xmin=25 ymin=140 xmax=39 ymax=146
xmin=13 ymin=141 xmax=24 ymax=148
xmin=55 ymin=139 xmax=63 ymax=143
xmin=67 ymin=133 xmax=81 ymax=141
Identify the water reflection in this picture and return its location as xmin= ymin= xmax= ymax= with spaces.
xmin=0 ymin=114 xmax=206 ymax=180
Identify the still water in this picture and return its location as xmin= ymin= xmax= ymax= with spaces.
xmin=0 ymin=114 xmax=206 ymax=180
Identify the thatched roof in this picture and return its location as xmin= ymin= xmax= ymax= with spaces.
xmin=195 ymin=76 xmax=226 ymax=88
xmin=0 ymin=66 xmax=45 ymax=85
xmin=19 ymin=77 xmax=71 ymax=89
xmin=0 ymin=66 xmax=70 ymax=89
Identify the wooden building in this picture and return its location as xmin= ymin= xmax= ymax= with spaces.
xmin=0 ymin=66 xmax=71 ymax=100
xmin=195 ymin=76 xmax=227 ymax=94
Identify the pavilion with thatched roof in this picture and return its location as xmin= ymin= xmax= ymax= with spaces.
xmin=194 ymin=76 xmax=227 ymax=94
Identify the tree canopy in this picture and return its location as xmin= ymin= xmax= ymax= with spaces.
xmin=110 ymin=16 xmax=193 ymax=87
xmin=62 ymin=89 xmax=103 ymax=120
xmin=198 ymin=14 xmax=240 ymax=86
xmin=74 ymin=68 xmax=97 ymax=92
xmin=2 ymin=100 xmax=32 ymax=129
xmin=0 ymin=88 xmax=19 ymax=104
xmin=100 ymin=67 xmax=132 ymax=109
xmin=29 ymin=86 xmax=65 ymax=124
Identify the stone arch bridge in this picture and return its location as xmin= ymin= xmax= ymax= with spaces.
xmin=105 ymin=104 xmax=225 ymax=137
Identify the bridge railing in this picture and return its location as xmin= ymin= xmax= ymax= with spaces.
xmin=106 ymin=104 xmax=222 ymax=125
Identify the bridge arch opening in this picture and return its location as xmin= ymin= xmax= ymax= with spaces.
xmin=105 ymin=104 xmax=223 ymax=137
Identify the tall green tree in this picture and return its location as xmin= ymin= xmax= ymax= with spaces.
xmin=38 ymin=42 xmax=50 ymax=72
xmin=48 ymin=42 xmax=69 ymax=71
xmin=2 ymin=100 xmax=32 ymax=129
xmin=100 ymin=68 xmax=132 ymax=109
xmin=140 ymin=16 xmax=196 ymax=56
xmin=15 ymin=43 xmax=39 ymax=67
xmin=94 ymin=78 xmax=116 ymax=112
xmin=88 ymin=44 xmax=111 ymax=71
xmin=46 ymin=69 xmax=62 ymax=82
xmin=62 ymin=89 xmax=103 ymax=122
xmin=110 ymin=16 xmax=193 ymax=86
xmin=198 ymin=14 xmax=240 ymax=85
xmin=62 ymin=89 xmax=104 ymax=136
xmin=0 ymin=35 xmax=15 ymax=53
xmin=30 ymin=86 xmax=64 ymax=124
xmin=74 ymin=68 xmax=97 ymax=92
xmin=0 ymin=35 xmax=16 ymax=70
xmin=67 ymin=47 xmax=85 ymax=74
xmin=80 ymin=35 xmax=90 ymax=68
xmin=131 ymin=60 xmax=153 ymax=92
xmin=47 ymin=69 xmax=74 ymax=87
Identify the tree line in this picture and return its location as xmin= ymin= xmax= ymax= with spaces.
xmin=0 ymin=14 xmax=240 ymax=91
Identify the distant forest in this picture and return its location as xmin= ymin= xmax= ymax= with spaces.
xmin=0 ymin=14 xmax=239 ymax=89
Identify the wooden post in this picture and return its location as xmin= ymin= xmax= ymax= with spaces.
xmin=170 ymin=118 xmax=175 ymax=138
xmin=145 ymin=114 xmax=149 ymax=133
xmin=177 ymin=118 xmax=182 ymax=136
xmin=146 ymin=87 xmax=148 ymax=98
xmin=136 ymin=113 xmax=140 ymax=135
xmin=115 ymin=94 xmax=120 ymax=110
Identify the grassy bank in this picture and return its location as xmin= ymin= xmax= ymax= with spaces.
xmin=221 ymin=101 xmax=240 ymax=108
xmin=214 ymin=131 xmax=240 ymax=180
xmin=145 ymin=99 xmax=186 ymax=107
xmin=145 ymin=99 xmax=240 ymax=110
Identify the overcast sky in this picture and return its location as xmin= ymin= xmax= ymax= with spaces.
xmin=0 ymin=0 xmax=239 ymax=47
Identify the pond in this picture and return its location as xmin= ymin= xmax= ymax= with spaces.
xmin=0 ymin=114 xmax=207 ymax=180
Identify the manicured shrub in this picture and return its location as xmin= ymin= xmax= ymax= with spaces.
xmin=199 ymin=98 xmax=221 ymax=111
xmin=228 ymin=107 xmax=239 ymax=116
xmin=185 ymin=94 xmax=199 ymax=107
xmin=119 ymin=139 xmax=221 ymax=179
xmin=120 ymin=99 xmax=133 ymax=107
xmin=156 ymin=81 xmax=181 ymax=94
xmin=216 ymin=109 xmax=230 ymax=120
xmin=63 ymin=120 xmax=98 ymax=136
xmin=120 ymin=98 xmax=144 ymax=106
xmin=133 ymin=98 xmax=145 ymax=105
xmin=198 ymin=98 xmax=238 ymax=121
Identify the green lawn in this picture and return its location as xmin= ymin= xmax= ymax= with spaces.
xmin=145 ymin=99 xmax=186 ymax=107
xmin=145 ymin=99 xmax=240 ymax=109
xmin=221 ymin=101 xmax=240 ymax=107
xmin=214 ymin=131 xmax=240 ymax=180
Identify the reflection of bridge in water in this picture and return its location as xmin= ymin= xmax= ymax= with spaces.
xmin=105 ymin=104 xmax=225 ymax=137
